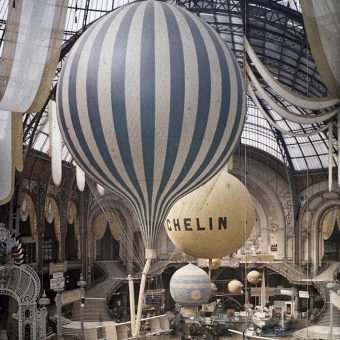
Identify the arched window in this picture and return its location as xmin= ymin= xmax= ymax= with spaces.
xmin=19 ymin=192 xmax=38 ymax=263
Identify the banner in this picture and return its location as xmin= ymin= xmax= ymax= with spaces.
xmin=251 ymin=287 xmax=280 ymax=297
xmin=299 ymin=291 xmax=310 ymax=299
xmin=61 ymin=289 xmax=81 ymax=305
xmin=0 ymin=0 xmax=68 ymax=112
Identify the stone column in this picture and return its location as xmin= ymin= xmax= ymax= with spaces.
xmin=59 ymin=190 xmax=68 ymax=262
xmin=295 ymin=216 xmax=301 ymax=266
xmin=79 ymin=189 xmax=89 ymax=281
xmin=35 ymin=184 xmax=47 ymax=273
xmin=312 ymin=225 xmax=319 ymax=274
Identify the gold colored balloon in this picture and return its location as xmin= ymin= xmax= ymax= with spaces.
xmin=165 ymin=171 xmax=256 ymax=259
xmin=211 ymin=282 xmax=218 ymax=296
xmin=210 ymin=259 xmax=221 ymax=270
xmin=227 ymin=279 xmax=244 ymax=294
xmin=247 ymin=270 xmax=262 ymax=285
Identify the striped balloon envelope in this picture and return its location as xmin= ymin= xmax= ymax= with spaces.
xmin=57 ymin=0 xmax=246 ymax=255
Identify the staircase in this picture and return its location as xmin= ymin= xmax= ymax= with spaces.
xmin=72 ymin=261 xmax=126 ymax=322
xmin=294 ymin=262 xmax=340 ymax=339
xmin=293 ymin=325 xmax=340 ymax=339
xmin=265 ymin=261 xmax=311 ymax=285
xmin=311 ymin=262 xmax=340 ymax=324
xmin=313 ymin=261 xmax=340 ymax=282
xmin=315 ymin=282 xmax=340 ymax=326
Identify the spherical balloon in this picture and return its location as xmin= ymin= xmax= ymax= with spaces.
xmin=57 ymin=0 xmax=246 ymax=255
xmin=170 ymin=263 xmax=211 ymax=305
xmin=227 ymin=280 xmax=244 ymax=294
xmin=210 ymin=259 xmax=221 ymax=270
xmin=247 ymin=270 xmax=262 ymax=285
xmin=211 ymin=282 xmax=218 ymax=296
xmin=165 ymin=171 xmax=256 ymax=258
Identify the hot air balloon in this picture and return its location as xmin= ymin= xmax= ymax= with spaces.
xmin=56 ymin=0 xmax=245 ymax=334
xmin=170 ymin=263 xmax=211 ymax=315
xmin=165 ymin=171 xmax=256 ymax=259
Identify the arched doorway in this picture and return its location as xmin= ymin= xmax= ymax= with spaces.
xmin=19 ymin=216 xmax=36 ymax=264
xmin=0 ymin=295 xmax=18 ymax=339
xmin=19 ymin=192 xmax=38 ymax=264
xmin=66 ymin=221 xmax=78 ymax=261
xmin=43 ymin=220 xmax=59 ymax=262
xmin=321 ymin=208 xmax=340 ymax=262
xmin=44 ymin=196 xmax=61 ymax=261
xmin=304 ymin=196 xmax=340 ymax=273
xmin=0 ymin=265 xmax=41 ymax=340
xmin=96 ymin=225 xmax=120 ymax=260
xmin=66 ymin=201 xmax=80 ymax=260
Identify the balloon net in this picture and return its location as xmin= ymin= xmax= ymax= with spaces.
xmin=88 ymin=180 xmax=178 ymax=276
xmin=88 ymin=180 xmax=145 ymax=273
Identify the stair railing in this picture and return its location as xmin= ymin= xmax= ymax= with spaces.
xmin=311 ymin=280 xmax=328 ymax=323
xmin=265 ymin=261 xmax=309 ymax=284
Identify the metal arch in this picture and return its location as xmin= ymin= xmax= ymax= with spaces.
xmin=0 ymin=265 xmax=41 ymax=340
xmin=0 ymin=265 xmax=41 ymax=304
xmin=257 ymin=77 xmax=333 ymax=169
xmin=0 ymin=0 xmax=332 ymax=171
xmin=0 ymin=0 xmax=327 ymax=100
xmin=252 ymin=95 xmax=296 ymax=172
xmin=248 ymin=0 xmax=301 ymax=22
xmin=174 ymin=0 xmax=328 ymax=98
xmin=255 ymin=80 xmax=323 ymax=169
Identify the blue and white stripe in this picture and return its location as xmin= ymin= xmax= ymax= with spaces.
xmin=57 ymin=0 xmax=245 ymax=250
xmin=170 ymin=263 xmax=211 ymax=305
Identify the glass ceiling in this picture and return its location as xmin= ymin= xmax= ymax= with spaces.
xmin=0 ymin=0 xmax=336 ymax=172
xmin=242 ymin=98 xmax=285 ymax=163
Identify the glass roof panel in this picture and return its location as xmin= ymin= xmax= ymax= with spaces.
xmin=319 ymin=154 xmax=330 ymax=169
xmin=286 ymin=144 xmax=302 ymax=158
xmin=292 ymin=157 xmax=307 ymax=171
xmin=242 ymin=98 xmax=285 ymax=163
xmin=0 ymin=0 xmax=335 ymax=173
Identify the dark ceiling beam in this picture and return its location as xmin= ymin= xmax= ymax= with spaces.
xmin=17 ymin=0 xmax=332 ymax=174
xmin=247 ymin=0 xmax=302 ymax=22
xmin=82 ymin=0 xmax=91 ymax=27
xmin=255 ymin=95 xmax=296 ymax=173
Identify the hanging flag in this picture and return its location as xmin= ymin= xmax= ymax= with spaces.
xmin=12 ymin=112 xmax=23 ymax=172
xmin=49 ymin=100 xmax=62 ymax=186
xmin=301 ymin=0 xmax=340 ymax=97
xmin=0 ymin=0 xmax=68 ymax=113
xmin=0 ymin=111 xmax=14 ymax=205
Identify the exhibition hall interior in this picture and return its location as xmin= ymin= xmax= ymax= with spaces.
xmin=0 ymin=0 xmax=339 ymax=339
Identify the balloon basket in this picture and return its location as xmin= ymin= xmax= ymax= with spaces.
xmin=181 ymin=306 xmax=199 ymax=317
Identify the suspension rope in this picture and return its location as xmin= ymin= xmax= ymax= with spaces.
xmin=88 ymin=181 xmax=145 ymax=273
